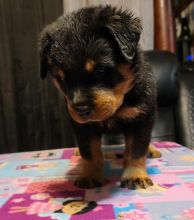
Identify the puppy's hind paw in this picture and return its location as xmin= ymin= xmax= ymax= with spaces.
xmin=148 ymin=144 xmax=162 ymax=158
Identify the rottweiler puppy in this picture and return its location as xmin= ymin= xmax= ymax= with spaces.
xmin=39 ymin=5 xmax=161 ymax=189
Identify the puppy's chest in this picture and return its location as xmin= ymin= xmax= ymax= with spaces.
xmin=101 ymin=119 xmax=118 ymax=131
xmin=100 ymin=114 xmax=128 ymax=133
xmin=100 ymin=105 xmax=146 ymax=133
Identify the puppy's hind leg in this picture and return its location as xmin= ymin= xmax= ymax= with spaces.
xmin=147 ymin=144 xmax=162 ymax=158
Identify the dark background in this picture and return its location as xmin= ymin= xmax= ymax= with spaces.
xmin=0 ymin=0 xmax=75 ymax=153
xmin=1 ymin=0 xmax=194 ymax=153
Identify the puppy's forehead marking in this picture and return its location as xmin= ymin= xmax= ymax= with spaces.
xmin=85 ymin=59 xmax=96 ymax=73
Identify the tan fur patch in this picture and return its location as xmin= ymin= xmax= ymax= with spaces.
xmin=122 ymin=166 xmax=148 ymax=179
xmin=122 ymin=156 xmax=148 ymax=180
xmin=115 ymin=106 xmax=147 ymax=119
xmin=85 ymin=59 xmax=96 ymax=73
xmin=52 ymin=79 xmax=66 ymax=97
xmin=148 ymin=144 xmax=162 ymax=158
xmin=114 ymin=63 xmax=135 ymax=96
xmin=74 ymin=149 xmax=80 ymax=156
xmin=93 ymin=90 xmax=121 ymax=115
xmin=114 ymin=64 xmax=146 ymax=120
xmin=52 ymin=69 xmax=65 ymax=95
xmin=67 ymin=103 xmax=86 ymax=124
xmin=68 ymin=89 xmax=123 ymax=123
xmin=123 ymin=135 xmax=148 ymax=178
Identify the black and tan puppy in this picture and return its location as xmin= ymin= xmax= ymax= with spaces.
xmin=39 ymin=5 xmax=161 ymax=189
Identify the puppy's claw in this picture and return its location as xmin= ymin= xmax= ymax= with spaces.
xmin=120 ymin=177 xmax=153 ymax=190
xmin=75 ymin=176 xmax=103 ymax=189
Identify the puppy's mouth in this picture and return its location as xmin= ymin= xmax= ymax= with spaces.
xmin=67 ymin=89 xmax=124 ymax=124
xmin=67 ymin=104 xmax=114 ymax=124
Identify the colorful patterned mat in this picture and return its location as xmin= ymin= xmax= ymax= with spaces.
xmin=0 ymin=142 xmax=194 ymax=220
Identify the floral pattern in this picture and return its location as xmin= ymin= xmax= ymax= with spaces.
xmin=0 ymin=142 xmax=193 ymax=219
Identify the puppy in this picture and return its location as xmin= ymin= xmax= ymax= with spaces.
xmin=39 ymin=5 xmax=160 ymax=189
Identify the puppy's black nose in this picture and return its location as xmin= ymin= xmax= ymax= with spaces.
xmin=74 ymin=104 xmax=91 ymax=117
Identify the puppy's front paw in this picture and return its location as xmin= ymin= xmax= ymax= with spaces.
xmin=121 ymin=176 xmax=153 ymax=189
xmin=121 ymin=166 xmax=153 ymax=190
xmin=75 ymin=176 xmax=103 ymax=189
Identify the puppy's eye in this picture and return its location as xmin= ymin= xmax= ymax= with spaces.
xmin=97 ymin=67 xmax=106 ymax=74
xmin=94 ymin=66 xmax=111 ymax=77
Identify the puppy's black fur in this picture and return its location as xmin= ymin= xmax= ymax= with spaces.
xmin=39 ymin=5 xmax=158 ymax=189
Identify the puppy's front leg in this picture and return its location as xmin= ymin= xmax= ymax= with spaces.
xmin=121 ymin=127 xmax=153 ymax=189
xmin=72 ymin=125 xmax=104 ymax=189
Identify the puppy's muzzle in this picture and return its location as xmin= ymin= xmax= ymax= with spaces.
xmin=70 ymin=88 xmax=92 ymax=117
xmin=73 ymin=103 xmax=91 ymax=117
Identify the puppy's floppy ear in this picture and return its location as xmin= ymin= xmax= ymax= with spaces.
xmin=103 ymin=7 xmax=142 ymax=62
xmin=39 ymin=30 xmax=52 ymax=79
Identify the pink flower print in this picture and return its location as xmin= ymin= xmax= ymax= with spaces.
xmin=183 ymin=207 xmax=194 ymax=219
xmin=11 ymin=198 xmax=25 ymax=203
xmin=165 ymin=141 xmax=180 ymax=147
xmin=118 ymin=210 xmax=150 ymax=220
xmin=136 ymin=203 xmax=144 ymax=210
xmin=0 ymin=193 xmax=10 ymax=198
xmin=117 ymin=204 xmax=127 ymax=208
xmin=180 ymin=155 xmax=194 ymax=162
xmin=186 ymin=183 xmax=194 ymax=192
xmin=19 ymin=153 xmax=34 ymax=159
xmin=14 ymin=177 xmax=32 ymax=184
xmin=152 ymin=141 xmax=181 ymax=148
xmin=31 ymin=193 xmax=51 ymax=200
xmin=27 ymin=202 xmax=62 ymax=215
xmin=93 ymin=206 xmax=103 ymax=212
xmin=0 ymin=154 xmax=10 ymax=160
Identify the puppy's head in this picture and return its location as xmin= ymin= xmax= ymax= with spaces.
xmin=39 ymin=5 xmax=142 ymax=124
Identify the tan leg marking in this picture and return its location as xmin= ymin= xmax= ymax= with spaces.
xmin=75 ymin=137 xmax=104 ymax=189
xmin=148 ymin=144 xmax=162 ymax=158
xmin=121 ymin=136 xmax=153 ymax=189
